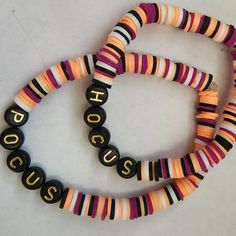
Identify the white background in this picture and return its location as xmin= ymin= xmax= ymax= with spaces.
xmin=0 ymin=0 xmax=236 ymax=235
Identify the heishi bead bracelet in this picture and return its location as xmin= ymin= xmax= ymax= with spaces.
xmin=87 ymin=2 xmax=236 ymax=182
xmin=85 ymin=54 xmax=218 ymax=180
xmin=0 ymin=52 xmax=215 ymax=220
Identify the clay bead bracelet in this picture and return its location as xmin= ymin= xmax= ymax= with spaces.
xmin=85 ymin=53 xmax=219 ymax=180
xmin=87 ymin=2 xmax=236 ymax=181
xmin=0 ymin=53 xmax=211 ymax=220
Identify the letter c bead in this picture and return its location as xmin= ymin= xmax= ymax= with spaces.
xmin=22 ymin=166 xmax=46 ymax=190
xmin=88 ymin=127 xmax=111 ymax=148
xmin=40 ymin=180 xmax=64 ymax=204
xmin=7 ymin=150 xmax=31 ymax=173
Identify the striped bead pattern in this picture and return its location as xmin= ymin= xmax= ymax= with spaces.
xmin=59 ymin=173 xmax=204 ymax=220
xmin=14 ymin=55 xmax=96 ymax=112
xmin=14 ymin=53 xmax=212 ymax=112
xmin=117 ymin=53 xmax=213 ymax=91
xmin=93 ymin=3 xmax=236 ymax=178
xmin=94 ymin=3 xmax=236 ymax=87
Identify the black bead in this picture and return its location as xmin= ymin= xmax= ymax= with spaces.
xmin=99 ymin=145 xmax=120 ymax=167
xmin=88 ymin=127 xmax=110 ymax=148
xmin=84 ymin=106 xmax=107 ymax=128
xmin=117 ymin=157 xmax=137 ymax=179
xmin=4 ymin=105 xmax=29 ymax=127
xmin=0 ymin=127 xmax=24 ymax=150
xmin=40 ymin=180 xmax=64 ymax=204
xmin=86 ymin=84 xmax=108 ymax=106
xmin=7 ymin=150 xmax=31 ymax=173
xmin=22 ymin=166 xmax=46 ymax=190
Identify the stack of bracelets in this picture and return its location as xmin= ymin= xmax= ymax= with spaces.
xmin=0 ymin=2 xmax=235 ymax=220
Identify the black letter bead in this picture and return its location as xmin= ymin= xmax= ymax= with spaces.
xmin=84 ymin=106 xmax=107 ymax=128
xmin=88 ymin=127 xmax=110 ymax=148
xmin=117 ymin=157 xmax=137 ymax=179
xmin=40 ymin=180 xmax=64 ymax=204
xmin=7 ymin=150 xmax=31 ymax=173
xmin=4 ymin=105 xmax=29 ymax=127
xmin=99 ymin=145 xmax=120 ymax=167
xmin=22 ymin=166 xmax=46 ymax=190
xmin=86 ymin=84 xmax=108 ymax=106
xmin=0 ymin=127 xmax=25 ymax=150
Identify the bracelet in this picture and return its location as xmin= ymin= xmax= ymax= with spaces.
xmin=0 ymin=53 xmax=210 ymax=220
xmin=85 ymin=53 xmax=219 ymax=180
xmin=88 ymin=3 xmax=236 ymax=181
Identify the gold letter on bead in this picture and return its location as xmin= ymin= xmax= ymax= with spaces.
xmin=104 ymin=150 xmax=117 ymax=163
xmin=87 ymin=114 xmax=101 ymax=124
xmin=44 ymin=186 xmax=58 ymax=201
xmin=90 ymin=91 xmax=105 ymax=103
xmin=91 ymin=135 xmax=105 ymax=144
xmin=9 ymin=156 xmax=23 ymax=169
xmin=11 ymin=110 xmax=25 ymax=123
xmin=3 ymin=134 xmax=19 ymax=145
xmin=26 ymin=172 xmax=40 ymax=186
xmin=122 ymin=160 xmax=133 ymax=175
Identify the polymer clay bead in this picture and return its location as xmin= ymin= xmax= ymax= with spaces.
xmin=22 ymin=166 xmax=46 ymax=190
xmin=117 ymin=157 xmax=137 ymax=179
xmin=88 ymin=127 xmax=111 ymax=148
xmin=40 ymin=180 xmax=64 ymax=204
xmin=4 ymin=105 xmax=29 ymax=127
xmin=7 ymin=150 xmax=31 ymax=173
xmin=84 ymin=106 xmax=107 ymax=128
xmin=86 ymin=84 xmax=108 ymax=106
xmin=99 ymin=145 xmax=120 ymax=167
xmin=0 ymin=127 xmax=24 ymax=150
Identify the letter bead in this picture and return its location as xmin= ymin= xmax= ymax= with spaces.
xmin=7 ymin=150 xmax=31 ymax=173
xmin=40 ymin=180 xmax=64 ymax=204
xmin=84 ymin=106 xmax=107 ymax=128
xmin=117 ymin=157 xmax=137 ymax=179
xmin=88 ymin=127 xmax=111 ymax=148
xmin=99 ymin=145 xmax=120 ymax=167
xmin=4 ymin=105 xmax=29 ymax=127
xmin=22 ymin=166 xmax=46 ymax=190
xmin=86 ymin=84 xmax=108 ymax=106
xmin=0 ymin=127 xmax=25 ymax=150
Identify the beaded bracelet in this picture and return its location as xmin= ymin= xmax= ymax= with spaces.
xmin=87 ymin=2 xmax=236 ymax=181
xmin=0 ymin=53 xmax=213 ymax=220
xmin=85 ymin=53 xmax=219 ymax=180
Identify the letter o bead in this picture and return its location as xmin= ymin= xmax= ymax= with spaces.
xmin=86 ymin=84 xmax=108 ymax=106
xmin=4 ymin=105 xmax=29 ymax=127
xmin=0 ymin=127 xmax=25 ymax=150
xmin=88 ymin=127 xmax=111 ymax=148
xmin=40 ymin=180 xmax=64 ymax=204
xmin=22 ymin=166 xmax=46 ymax=190
xmin=7 ymin=150 xmax=31 ymax=173
xmin=99 ymin=145 xmax=120 ymax=167
xmin=84 ymin=106 xmax=107 ymax=128
xmin=117 ymin=157 xmax=137 ymax=179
